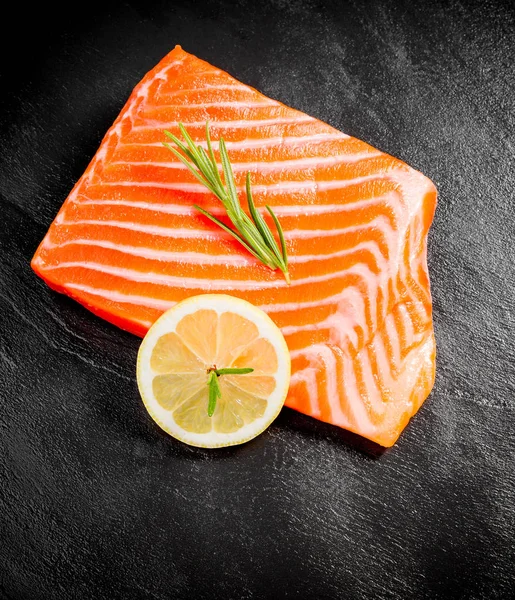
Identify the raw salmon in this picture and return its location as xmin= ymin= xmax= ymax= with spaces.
xmin=31 ymin=45 xmax=437 ymax=447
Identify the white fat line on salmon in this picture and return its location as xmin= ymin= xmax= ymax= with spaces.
xmin=393 ymin=262 xmax=430 ymax=328
xmin=56 ymin=219 xmax=227 ymax=239
xmin=328 ymin=345 xmax=365 ymax=428
xmin=128 ymin=132 xmax=350 ymax=150
xmin=340 ymin=351 xmax=376 ymax=434
xmin=356 ymin=349 xmax=387 ymax=415
xmin=281 ymin=310 xmax=372 ymax=341
xmin=399 ymin=250 xmax=432 ymax=304
xmin=404 ymin=259 xmax=432 ymax=307
xmin=402 ymin=300 xmax=430 ymax=350
xmin=371 ymin=329 xmax=399 ymax=380
xmin=157 ymin=84 xmax=254 ymax=98
xmin=141 ymin=65 xmax=219 ymax=98
xmin=43 ymin=237 xmax=389 ymax=272
xmin=114 ymin=151 xmax=383 ymax=171
xmin=283 ymin=214 xmax=395 ymax=240
xmin=40 ymin=260 xmax=377 ymax=291
xmin=58 ymin=282 xmax=333 ymax=315
xmin=343 ymin=352 xmax=383 ymax=432
xmin=389 ymin=286 xmax=429 ymax=342
xmin=96 ymin=172 xmax=387 ymax=194
xmin=259 ymin=289 xmax=362 ymax=313
xmin=396 ymin=303 xmax=416 ymax=349
xmin=310 ymin=345 xmax=349 ymax=426
xmin=401 ymin=230 xmax=433 ymax=307
xmin=153 ymin=100 xmax=281 ymax=109
xmin=289 ymin=367 xmax=322 ymax=419
xmin=138 ymin=319 xmax=155 ymax=329
xmin=74 ymin=191 xmax=398 ymax=218
xmin=266 ymin=296 xmax=377 ymax=337
xmin=384 ymin=313 xmax=402 ymax=369
xmin=44 ymin=239 xmax=254 ymax=266
xmin=132 ymin=115 xmax=317 ymax=131
xmin=56 ymin=213 xmax=397 ymax=244
xmin=132 ymin=56 xmax=186 ymax=98
xmin=164 ymin=68 xmax=224 ymax=80
xmin=314 ymin=347 xmax=340 ymax=422
xmin=64 ymin=283 xmax=175 ymax=311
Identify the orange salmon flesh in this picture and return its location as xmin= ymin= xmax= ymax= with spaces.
xmin=31 ymin=45 xmax=437 ymax=447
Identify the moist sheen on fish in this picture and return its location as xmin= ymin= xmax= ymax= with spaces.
xmin=31 ymin=45 xmax=438 ymax=447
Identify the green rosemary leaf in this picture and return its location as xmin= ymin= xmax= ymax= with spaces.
xmin=207 ymin=371 xmax=221 ymax=417
xmin=178 ymin=123 xmax=204 ymax=163
xmin=218 ymin=138 xmax=242 ymax=216
xmin=205 ymin=121 xmax=225 ymax=192
xmin=246 ymin=174 xmax=284 ymax=265
xmin=266 ymin=205 xmax=289 ymax=268
xmin=195 ymin=145 xmax=216 ymax=177
xmin=193 ymin=205 xmax=269 ymax=265
xmin=163 ymin=130 xmax=195 ymax=160
xmin=215 ymin=367 xmax=254 ymax=376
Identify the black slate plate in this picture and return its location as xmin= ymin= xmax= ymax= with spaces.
xmin=1 ymin=1 xmax=514 ymax=599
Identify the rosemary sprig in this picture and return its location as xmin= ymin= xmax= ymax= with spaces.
xmin=163 ymin=122 xmax=290 ymax=284
xmin=206 ymin=367 xmax=254 ymax=417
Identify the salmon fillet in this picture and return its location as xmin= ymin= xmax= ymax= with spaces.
xmin=31 ymin=45 xmax=437 ymax=447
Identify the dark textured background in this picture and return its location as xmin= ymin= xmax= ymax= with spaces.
xmin=1 ymin=1 xmax=514 ymax=598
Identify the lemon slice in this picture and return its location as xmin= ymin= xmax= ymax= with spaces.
xmin=136 ymin=294 xmax=291 ymax=448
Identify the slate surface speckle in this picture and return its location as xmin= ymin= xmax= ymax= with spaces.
xmin=1 ymin=1 xmax=514 ymax=599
